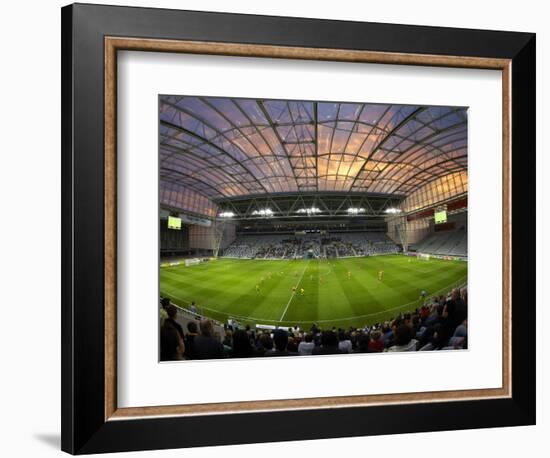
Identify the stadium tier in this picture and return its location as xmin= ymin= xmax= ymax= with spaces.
xmin=158 ymin=96 xmax=469 ymax=360
xmin=221 ymin=232 xmax=399 ymax=259
xmin=411 ymin=228 xmax=467 ymax=257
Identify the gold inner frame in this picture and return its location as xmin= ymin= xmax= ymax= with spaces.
xmin=104 ymin=37 xmax=512 ymax=421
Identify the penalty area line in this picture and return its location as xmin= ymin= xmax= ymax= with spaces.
xmin=279 ymin=260 xmax=309 ymax=322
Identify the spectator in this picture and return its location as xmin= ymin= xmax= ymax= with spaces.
xmin=222 ymin=329 xmax=233 ymax=348
xmin=387 ymin=324 xmax=418 ymax=352
xmin=424 ymin=303 xmax=443 ymax=328
xmin=355 ymin=333 xmax=370 ymax=353
xmin=420 ymin=305 xmax=431 ymax=320
xmin=160 ymin=297 xmax=170 ymax=325
xmin=287 ymin=336 xmax=299 ymax=353
xmin=368 ymin=330 xmax=385 ymax=352
xmin=454 ymin=319 xmax=467 ymax=338
xmin=184 ymin=321 xmax=198 ymax=359
xmin=382 ymin=324 xmax=394 ymax=348
xmin=431 ymin=324 xmax=454 ymax=350
xmin=164 ymin=304 xmax=184 ymax=339
xmin=192 ymin=319 xmax=224 ymax=360
xmin=265 ymin=330 xmax=296 ymax=357
xmin=231 ymin=329 xmax=255 ymax=358
xmin=256 ymin=332 xmax=273 ymax=356
xmin=338 ymin=331 xmax=353 ymax=353
xmin=298 ymin=333 xmax=315 ymax=355
xmin=160 ymin=324 xmax=185 ymax=361
xmin=445 ymin=289 xmax=468 ymax=331
xmin=245 ymin=324 xmax=256 ymax=344
xmin=312 ymin=331 xmax=342 ymax=355
xmin=222 ymin=329 xmax=233 ymax=356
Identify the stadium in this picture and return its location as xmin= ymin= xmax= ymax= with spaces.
xmin=158 ymin=96 xmax=468 ymax=360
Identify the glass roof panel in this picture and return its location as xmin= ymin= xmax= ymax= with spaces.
xmin=159 ymin=96 xmax=467 ymax=200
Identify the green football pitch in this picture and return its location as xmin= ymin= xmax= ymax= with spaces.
xmin=160 ymin=255 xmax=467 ymax=329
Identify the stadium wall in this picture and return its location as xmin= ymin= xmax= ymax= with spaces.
xmin=405 ymin=219 xmax=432 ymax=244
xmin=386 ymin=216 xmax=430 ymax=248
xmin=188 ymin=225 xmax=216 ymax=250
xmin=220 ymin=221 xmax=237 ymax=249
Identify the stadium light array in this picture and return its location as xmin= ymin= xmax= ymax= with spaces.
xmin=252 ymin=208 xmax=274 ymax=217
xmin=347 ymin=207 xmax=366 ymax=215
xmin=384 ymin=207 xmax=402 ymax=214
xmin=219 ymin=211 xmax=235 ymax=218
xmin=296 ymin=207 xmax=321 ymax=215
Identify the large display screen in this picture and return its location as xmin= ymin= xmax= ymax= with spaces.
xmin=434 ymin=210 xmax=447 ymax=224
xmin=167 ymin=216 xmax=182 ymax=230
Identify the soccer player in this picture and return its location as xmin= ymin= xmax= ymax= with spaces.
xmin=378 ymin=270 xmax=384 ymax=281
xmin=292 ymin=286 xmax=297 ymax=293
xmin=256 ymin=284 xmax=260 ymax=294
xmin=300 ymin=288 xmax=305 ymax=296
xmin=420 ymin=289 xmax=427 ymax=300
xmin=348 ymin=271 xmax=352 ymax=280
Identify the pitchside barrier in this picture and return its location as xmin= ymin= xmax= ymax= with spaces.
xmin=160 ymin=257 xmax=214 ymax=268
xmin=421 ymin=277 xmax=468 ymax=307
xmin=406 ymin=252 xmax=467 ymax=262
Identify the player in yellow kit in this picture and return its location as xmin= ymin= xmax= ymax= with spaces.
xmin=300 ymin=288 xmax=305 ymax=296
xmin=378 ymin=270 xmax=384 ymax=281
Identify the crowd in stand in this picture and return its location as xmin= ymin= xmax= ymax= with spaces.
xmin=159 ymin=287 xmax=468 ymax=361
xmin=222 ymin=232 xmax=399 ymax=260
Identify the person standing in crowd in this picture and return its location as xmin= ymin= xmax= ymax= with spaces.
xmin=231 ymin=329 xmax=255 ymax=358
xmin=184 ymin=321 xmax=199 ymax=359
xmin=387 ymin=324 xmax=418 ymax=352
xmin=164 ymin=304 xmax=184 ymax=339
xmin=160 ymin=297 xmax=170 ymax=325
xmin=160 ymin=324 xmax=185 ymax=361
xmin=338 ymin=330 xmax=353 ymax=353
xmin=265 ymin=329 xmax=296 ymax=357
xmin=298 ymin=333 xmax=315 ymax=355
xmin=368 ymin=330 xmax=385 ymax=352
xmin=312 ymin=331 xmax=342 ymax=355
xmin=192 ymin=319 xmax=224 ymax=360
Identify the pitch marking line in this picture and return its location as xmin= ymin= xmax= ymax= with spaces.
xmin=279 ymin=260 xmax=310 ymax=322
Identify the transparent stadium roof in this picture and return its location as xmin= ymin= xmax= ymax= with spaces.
xmin=160 ymin=96 xmax=467 ymax=200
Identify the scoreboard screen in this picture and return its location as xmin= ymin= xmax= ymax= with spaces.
xmin=434 ymin=210 xmax=447 ymax=224
xmin=167 ymin=216 xmax=182 ymax=230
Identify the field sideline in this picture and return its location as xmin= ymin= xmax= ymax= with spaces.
xmin=160 ymin=255 xmax=467 ymax=329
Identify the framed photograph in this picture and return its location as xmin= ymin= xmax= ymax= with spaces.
xmin=61 ymin=3 xmax=536 ymax=454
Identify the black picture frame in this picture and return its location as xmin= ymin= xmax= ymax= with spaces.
xmin=61 ymin=3 xmax=535 ymax=454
